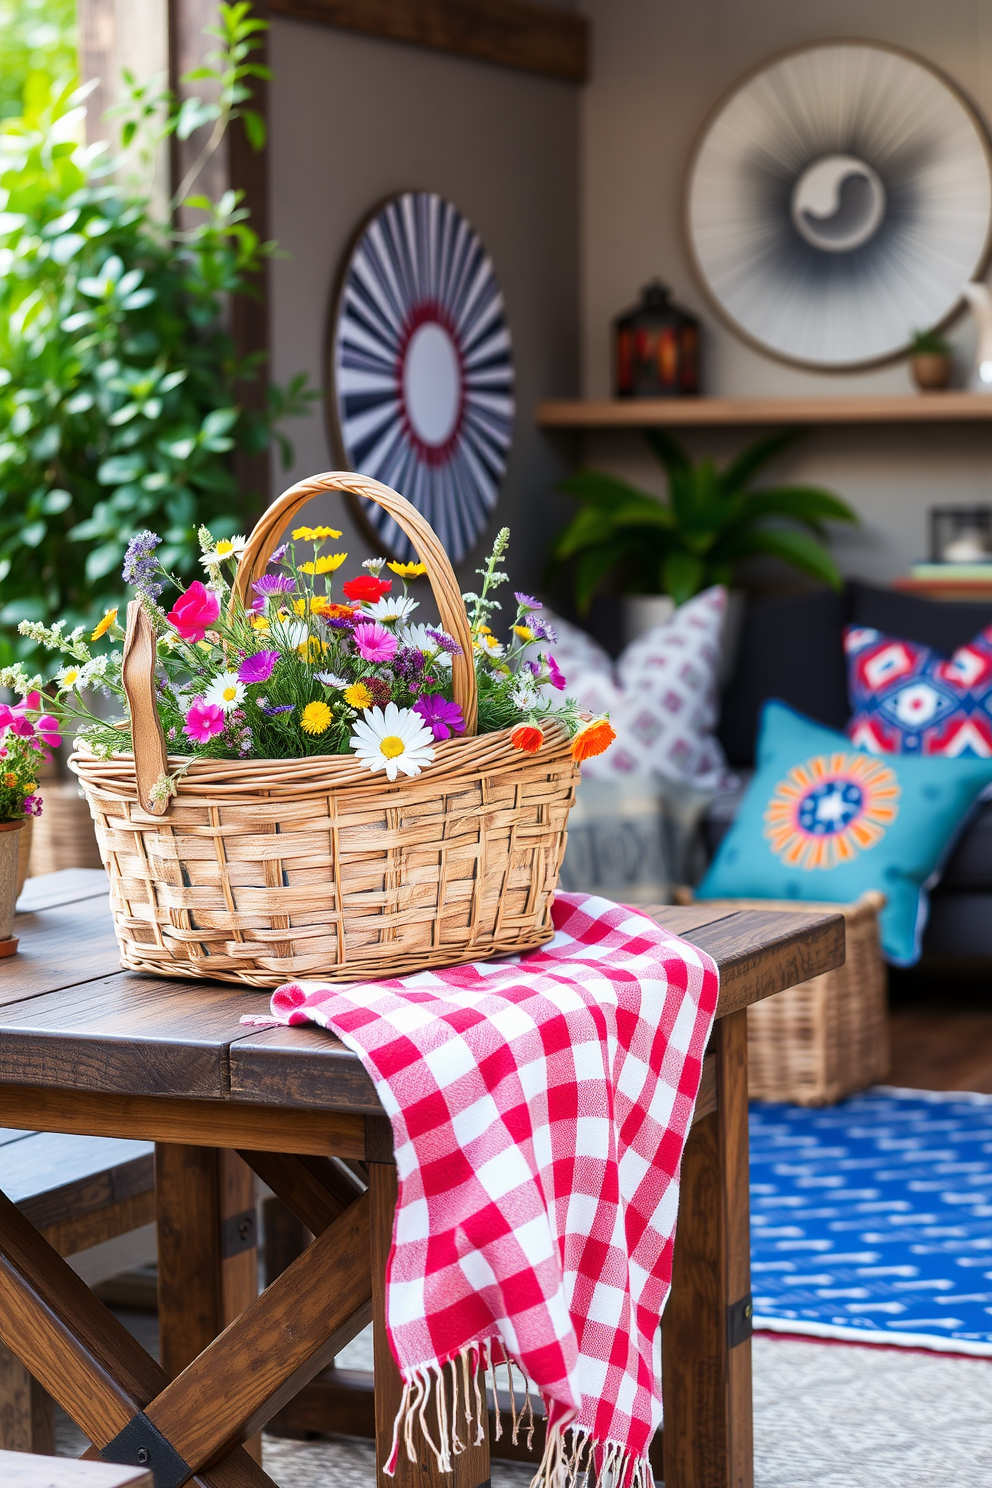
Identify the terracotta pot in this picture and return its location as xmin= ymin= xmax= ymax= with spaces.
xmin=911 ymin=352 xmax=952 ymax=391
xmin=0 ymin=819 xmax=25 ymax=943
xmin=15 ymin=814 xmax=32 ymax=899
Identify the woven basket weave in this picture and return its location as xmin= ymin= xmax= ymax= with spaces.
xmin=70 ymin=472 xmax=580 ymax=987
xmin=680 ymin=890 xmax=888 ymax=1105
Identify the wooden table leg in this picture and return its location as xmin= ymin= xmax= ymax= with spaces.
xmin=0 ymin=1339 xmax=53 ymax=1452
xmin=368 ymin=1163 xmax=491 ymax=1488
xmin=155 ymin=1146 xmax=261 ymax=1460
xmin=662 ymin=1008 xmax=753 ymax=1488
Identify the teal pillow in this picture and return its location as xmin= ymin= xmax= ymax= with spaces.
xmin=697 ymin=701 xmax=992 ymax=965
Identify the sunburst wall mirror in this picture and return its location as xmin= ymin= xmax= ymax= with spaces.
xmin=685 ymin=41 xmax=992 ymax=369
xmin=327 ymin=191 xmax=515 ymax=564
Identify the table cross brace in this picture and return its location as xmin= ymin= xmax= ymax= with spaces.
xmin=0 ymin=1165 xmax=373 ymax=1488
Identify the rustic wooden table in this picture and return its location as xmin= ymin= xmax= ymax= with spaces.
xmin=0 ymin=870 xmax=843 ymax=1488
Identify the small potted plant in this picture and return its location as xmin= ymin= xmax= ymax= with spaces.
xmin=909 ymin=329 xmax=953 ymax=391
xmin=0 ymin=695 xmax=57 ymax=954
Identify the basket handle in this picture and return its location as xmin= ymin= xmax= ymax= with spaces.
xmin=233 ymin=471 xmax=477 ymax=733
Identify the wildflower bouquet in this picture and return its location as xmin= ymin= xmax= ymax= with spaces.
xmin=0 ymin=692 xmax=59 ymax=822
xmin=7 ymin=524 xmax=614 ymax=783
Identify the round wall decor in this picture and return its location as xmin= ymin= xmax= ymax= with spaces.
xmin=685 ymin=42 xmax=992 ymax=368
xmin=327 ymin=192 xmax=515 ymax=564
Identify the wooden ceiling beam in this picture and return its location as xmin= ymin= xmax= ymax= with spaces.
xmin=268 ymin=0 xmax=589 ymax=84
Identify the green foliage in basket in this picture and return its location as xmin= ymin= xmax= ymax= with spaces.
xmin=0 ymin=3 xmax=315 ymax=668
xmin=551 ymin=428 xmax=858 ymax=610
xmin=3 ymin=526 xmax=616 ymax=783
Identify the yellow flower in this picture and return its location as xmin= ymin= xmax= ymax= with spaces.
xmin=293 ymin=595 xmax=334 ymax=617
xmin=297 ymin=636 xmax=329 ymax=661
xmin=513 ymin=625 xmax=535 ymax=642
xmin=476 ymin=624 xmax=492 ymax=635
xmin=250 ymin=615 xmax=270 ymax=632
xmin=343 ymin=682 xmax=373 ymax=709
xmin=387 ymin=561 xmax=427 ymax=578
xmin=3 ymin=772 xmax=16 ymax=788
xmin=299 ymin=553 xmax=347 ymax=575
xmin=292 ymin=525 xmax=342 ymax=541
xmin=300 ymin=701 xmax=332 ymax=735
xmin=91 ymin=607 xmax=118 ymax=641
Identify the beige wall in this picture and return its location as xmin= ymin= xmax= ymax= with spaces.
xmin=579 ymin=0 xmax=992 ymax=586
xmin=267 ymin=15 xmax=580 ymax=596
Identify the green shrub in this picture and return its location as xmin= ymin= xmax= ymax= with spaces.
xmin=0 ymin=2 xmax=314 ymax=666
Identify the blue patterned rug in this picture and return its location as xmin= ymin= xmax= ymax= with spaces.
xmin=750 ymin=1088 xmax=992 ymax=1356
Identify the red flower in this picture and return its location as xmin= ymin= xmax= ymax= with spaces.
xmin=342 ymin=575 xmax=392 ymax=603
xmin=166 ymin=581 xmax=221 ymax=642
xmin=572 ymin=718 xmax=616 ymax=762
xmin=511 ymin=723 xmax=544 ymax=754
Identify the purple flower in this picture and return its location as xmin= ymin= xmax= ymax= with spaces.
xmin=394 ymin=646 xmax=426 ymax=681
xmin=22 ymin=795 xmax=42 ymax=817
xmin=426 ymin=628 xmax=463 ymax=657
xmin=533 ymin=618 xmax=558 ymax=643
xmin=321 ymin=614 xmax=355 ymax=631
xmin=122 ymin=530 xmax=164 ymax=599
xmin=238 ymin=650 xmax=280 ymax=684
xmin=514 ymin=592 xmax=542 ymax=612
xmin=252 ymin=574 xmax=296 ymax=597
xmin=260 ymin=703 xmax=294 ymax=716
xmin=269 ymin=544 xmax=287 ymax=565
xmin=546 ymin=655 xmax=566 ymax=691
xmin=413 ymin=694 xmax=466 ymax=741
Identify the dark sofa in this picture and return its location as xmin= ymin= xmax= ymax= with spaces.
xmin=709 ymin=581 xmax=992 ymax=963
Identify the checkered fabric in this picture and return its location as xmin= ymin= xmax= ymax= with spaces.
xmin=250 ymin=893 xmax=718 ymax=1484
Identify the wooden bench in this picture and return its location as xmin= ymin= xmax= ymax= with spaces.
xmin=0 ymin=1129 xmax=155 ymax=1454
xmin=0 ymin=1447 xmax=152 ymax=1486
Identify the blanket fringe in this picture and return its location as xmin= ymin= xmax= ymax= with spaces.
xmin=386 ymin=1341 xmax=652 ymax=1488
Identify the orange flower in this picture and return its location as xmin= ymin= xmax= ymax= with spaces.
xmin=91 ymin=607 xmax=118 ymax=641
xmin=571 ymin=718 xmax=616 ymax=762
xmin=511 ymin=723 xmax=544 ymax=754
xmin=325 ymin=603 xmax=357 ymax=619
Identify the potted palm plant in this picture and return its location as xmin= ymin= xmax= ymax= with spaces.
xmin=551 ymin=429 xmax=857 ymax=625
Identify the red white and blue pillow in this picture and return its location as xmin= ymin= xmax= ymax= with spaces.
xmin=845 ymin=622 xmax=992 ymax=758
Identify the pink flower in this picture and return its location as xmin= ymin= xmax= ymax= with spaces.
xmin=166 ymin=581 xmax=221 ymax=642
xmin=184 ymin=697 xmax=226 ymax=743
xmin=352 ymin=621 xmax=398 ymax=663
xmin=35 ymin=715 xmax=61 ymax=748
xmin=546 ymin=655 xmax=566 ymax=691
xmin=238 ymin=650 xmax=280 ymax=684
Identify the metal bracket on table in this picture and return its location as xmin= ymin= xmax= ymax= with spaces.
xmin=727 ymin=1293 xmax=753 ymax=1349
xmin=222 ymin=1205 xmax=258 ymax=1258
xmin=101 ymin=1411 xmax=191 ymax=1488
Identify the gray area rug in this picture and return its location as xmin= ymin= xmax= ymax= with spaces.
xmin=55 ymin=1323 xmax=992 ymax=1486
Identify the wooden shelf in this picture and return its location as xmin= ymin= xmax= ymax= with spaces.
xmin=535 ymin=392 xmax=992 ymax=429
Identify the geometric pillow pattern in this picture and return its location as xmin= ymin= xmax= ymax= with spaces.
xmin=845 ymin=622 xmax=992 ymax=758
xmin=546 ymin=587 xmax=731 ymax=788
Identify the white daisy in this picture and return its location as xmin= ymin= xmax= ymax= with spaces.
xmin=200 ymin=534 xmax=247 ymax=568
xmin=316 ymin=671 xmax=348 ymax=688
xmin=350 ymin=703 xmax=435 ymax=782
xmin=56 ymin=663 xmax=85 ymax=692
xmin=360 ymin=595 xmax=418 ymax=625
xmin=398 ymin=623 xmax=452 ymax=668
xmin=275 ymin=619 xmax=309 ymax=650
xmin=203 ymin=672 xmax=245 ymax=712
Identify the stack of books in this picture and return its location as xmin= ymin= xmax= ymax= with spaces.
xmin=894 ymin=562 xmax=992 ymax=600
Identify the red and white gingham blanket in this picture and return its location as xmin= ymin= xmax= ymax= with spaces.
xmin=246 ymin=893 xmax=718 ymax=1486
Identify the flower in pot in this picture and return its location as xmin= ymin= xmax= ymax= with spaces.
xmin=909 ymin=329 xmax=953 ymax=391
xmin=550 ymin=429 xmax=857 ymax=617
xmin=0 ymin=694 xmax=56 ymax=952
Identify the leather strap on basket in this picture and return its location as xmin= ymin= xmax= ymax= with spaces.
xmin=233 ymin=472 xmax=478 ymax=733
xmin=122 ymin=472 xmax=479 ymax=814
xmin=122 ymin=600 xmax=170 ymax=817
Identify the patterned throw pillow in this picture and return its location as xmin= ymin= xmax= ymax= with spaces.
xmin=546 ymin=587 xmax=730 ymax=787
xmin=697 ymin=701 xmax=992 ymax=964
xmin=845 ymin=623 xmax=992 ymax=757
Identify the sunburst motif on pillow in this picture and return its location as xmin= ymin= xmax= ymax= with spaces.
xmin=764 ymin=752 xmax=901 ymax=870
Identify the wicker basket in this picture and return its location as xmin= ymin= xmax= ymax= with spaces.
xmin=70 ymin=473 xmax=580 ymax=988
xmin=680 ymin=890 xmax=888 ymax=1105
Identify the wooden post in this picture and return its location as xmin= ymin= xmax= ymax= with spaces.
xmin=0 ymin=1341 xmax=53 ymax=1454
xmin=155 ymin=1146 xmax=261 ymax=1459
xmin=661 ymin=1009 xmax=753 ymax=1488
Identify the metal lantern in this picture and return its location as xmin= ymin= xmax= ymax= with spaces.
xmin=613 ymin=280 xmax=700 ymax=398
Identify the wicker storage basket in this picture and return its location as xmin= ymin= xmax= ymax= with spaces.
xmin=70 ymin=473 xmax=580 ymax=988
xmin=681 ymin=891 xmax=888 ymax=1105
